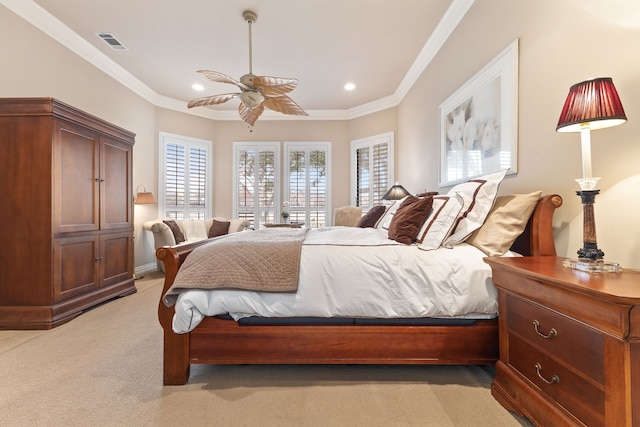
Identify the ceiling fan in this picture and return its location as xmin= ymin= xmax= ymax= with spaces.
xmin=187 ymin=10 xmax=308 ymax=126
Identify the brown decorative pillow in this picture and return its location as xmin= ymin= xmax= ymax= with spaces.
xmin=208 ymin=220 xmax=230 ymax=238
xmin=356 ymin=205 xmax=387 ymax=228
xmin=163 ymin=220 xmax=185 ymax=244
xmin=388 ymin=195 xmax=434 ymax=244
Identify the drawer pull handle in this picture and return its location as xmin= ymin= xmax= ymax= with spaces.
xmin=533 ymin=320 xmax=557 ymax=339
xmin=535 ymin=363 xmax=560 ymax=384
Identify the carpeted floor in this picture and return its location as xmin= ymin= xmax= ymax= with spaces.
xmin=0 ymin=272 xmax=533 ymax=426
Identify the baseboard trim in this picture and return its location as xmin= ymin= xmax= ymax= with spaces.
xmin=135 ymin=262 xmax=158 ymax=276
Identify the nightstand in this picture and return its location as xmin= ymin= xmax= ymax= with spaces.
xmin=485 ymin=256 xmax=640 ymax=427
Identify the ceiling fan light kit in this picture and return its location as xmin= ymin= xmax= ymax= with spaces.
xmin=239 ymin=91 xmax=264 ymax=109
xmin=187 ymin=10 xmax=308 ymax=127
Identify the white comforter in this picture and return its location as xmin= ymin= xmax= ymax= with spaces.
xmin=170 ymin=227 xmax=507 ymax=333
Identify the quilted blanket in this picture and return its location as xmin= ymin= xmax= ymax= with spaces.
xmin=163 ymin=228 xmax=309 ymax=307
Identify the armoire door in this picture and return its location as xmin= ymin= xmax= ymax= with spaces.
xmin=100 ymin=136 xmax=132 ymax=231
xmin=53 ymin=120 xmax=99 ymax=234
xmin=53 ymin=235 xmax=100 ymax=303
xmin=100 ymin=230 xmax=133 ymax=288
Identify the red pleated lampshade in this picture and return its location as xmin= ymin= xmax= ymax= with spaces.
xmin=556 ymin=77 xmax=627 ymax=133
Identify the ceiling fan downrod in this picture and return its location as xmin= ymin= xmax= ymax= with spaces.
xmin=243 ymin=10 xmax=257 ymax=76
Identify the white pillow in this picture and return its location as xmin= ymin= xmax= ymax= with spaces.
xmin=417 ymin=194 xmax=464 ymax=250
xmin=375 ymin=198 xmax=406 ymax=231
xmin=182 ymin=219 xmax=208 ymax=240
xmin=443 ymin=169 xmax=508 ymax=246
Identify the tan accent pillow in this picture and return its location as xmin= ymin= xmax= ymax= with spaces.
xmin=182 ymin=219 xmax=208 ymax=240
xmin=208 ymin=220 xmax=230 ymax=238
xmin=356 ymin=205 xmax=386 ymax=228
xmin=388 ymin=195 xmax=434 ymax=245
xmin=333 ymin=206 xmax=363 ymax=227
xmin=467 ymin=191 xmax=542 ymax=256
xmin=163 ymin=220 xmax=185 ymax=244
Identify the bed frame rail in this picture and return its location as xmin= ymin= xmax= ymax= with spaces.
xmin=157 ymin=194 xmax=562 ymax=385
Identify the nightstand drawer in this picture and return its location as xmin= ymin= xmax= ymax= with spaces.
xmin=506 ymin=295 xmax=604 ymax=384
xmin=509 ymin=333 xmax=604 ymax=427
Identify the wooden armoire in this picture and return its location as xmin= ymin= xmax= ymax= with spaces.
xmin=0 ymin=98 xmax=136 ymax=329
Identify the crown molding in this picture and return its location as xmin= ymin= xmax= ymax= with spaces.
xmin=395 ymin=0 xmax=475 ymax=101
xmin=2 ymin=0 xmax=159 ymax=104
xmin=3 ymin=0 xmax=474 ymax=121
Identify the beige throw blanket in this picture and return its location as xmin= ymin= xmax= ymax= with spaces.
xmin=163 ymin=228 xmax=309 ymax=307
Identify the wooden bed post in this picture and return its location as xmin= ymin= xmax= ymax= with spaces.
xmin=157 ymin=246 xmax=190 ymax=385
xmin=529 ymin=195 xmax=563 ymax=256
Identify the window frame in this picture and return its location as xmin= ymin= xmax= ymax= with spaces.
xmin=232 ymin=141 xmax=281 ymax=229
xmin=350 ymin=132 xmax=395 ymax=210
xmin=284 ymin=142 xmax=332 ymax=227
xmin=158 ymin=132 xmax=212 ymax=220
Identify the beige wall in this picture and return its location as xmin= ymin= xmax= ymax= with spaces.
xmin=398 ymin=0 xmax=640 ymax=268
xmin=209 ymin=119 xmax=351 ymax=219
xmin=3 ymin=1 xmax=639 ymax=269
xmin=0 ymin=7 xmax=160 ymax=269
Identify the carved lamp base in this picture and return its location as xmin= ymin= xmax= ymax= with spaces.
xmin=576 ymin=190 xmax=602 ymax=260
xmin=563 ymin=188 xmax=621 ymax=273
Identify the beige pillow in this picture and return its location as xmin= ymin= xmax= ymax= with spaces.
xmin=183 ymin=219 xmax=208 ymax=240
xmin=333 ymin=206 xmax=363 ymax=227
xmin=466 ymin=191 xmax=542 ymax=256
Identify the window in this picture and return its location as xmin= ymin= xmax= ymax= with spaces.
xmin=285 ymin=143 xmax=331 ymax=228
xmin=158 ymin=132 xmax=212 ymax=220
xmin=233 ymin=142 xmax=280 ymax=229
xmin=350 ymin=132 xmax=394 ymax=210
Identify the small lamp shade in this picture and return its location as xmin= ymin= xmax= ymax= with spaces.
xmin=134 ymin=186 xmax=156 ymax=205
xmin=382 ymin=182 xmax=410 ymax=201
xmin=556 ymin=77 xmax=627 ymax=132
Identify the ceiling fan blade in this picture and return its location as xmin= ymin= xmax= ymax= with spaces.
xmin=253 ymin=76 xmax=298 ymax=96
xmin=197 ymin=70 xmax=250 ymax=91
xmin=238 ymin=102 xmax=265 ymax=126
xmin=187 ymin=93 xmax=239 ymax=108
xmin=263 ymin=95 xmax=308 ymax=116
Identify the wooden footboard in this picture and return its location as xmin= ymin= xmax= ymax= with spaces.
xmin=157 ymin=195 xmax=562 ymax=385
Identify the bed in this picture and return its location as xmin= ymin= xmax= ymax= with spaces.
xmin=157 ymin=191 xmax=562 ymax=385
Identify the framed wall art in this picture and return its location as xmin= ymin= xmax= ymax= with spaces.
xmin=439 ymin=39 xmax=519 ymax=187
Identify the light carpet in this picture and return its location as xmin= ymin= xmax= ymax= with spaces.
xmin=0 ymin=272 xmax=532 ymax=427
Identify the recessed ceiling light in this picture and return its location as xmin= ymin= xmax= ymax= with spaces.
xmin=192 ymin=83 xmax=205 ymax=91
xmin=344 ymin=82 xmax=356 ymax=91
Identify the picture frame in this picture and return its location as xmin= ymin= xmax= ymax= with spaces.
xmin=439 ymin=39 xmax=519 ymax=187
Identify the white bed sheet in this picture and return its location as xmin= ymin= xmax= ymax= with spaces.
xmin=170 ymin=227 xmax=509 ymax=333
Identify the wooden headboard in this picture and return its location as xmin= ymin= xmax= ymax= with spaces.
xmin=510 ymin=194 xmax=563 ymax=256
xmin=158 ymin=194 xmax=563 ymax=284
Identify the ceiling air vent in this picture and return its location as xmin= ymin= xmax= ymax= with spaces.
xmin=95 ymin=33 xmax=128 ymax=51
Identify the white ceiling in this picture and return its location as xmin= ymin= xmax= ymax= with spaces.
xmin=7 ymin=0 xmax=474 ymax=120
